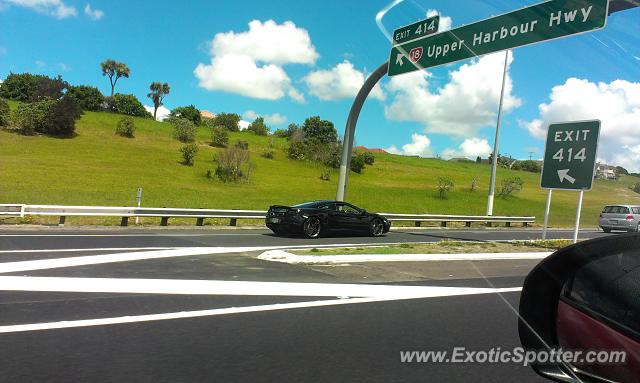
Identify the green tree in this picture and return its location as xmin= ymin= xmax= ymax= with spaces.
xmin=214 ymin=113 xmax=241 ymax=131
xmin=0 ymin=98 xmax=9 ymax=126
xmin=147 ymin=82 xmax=170 ymax=120
xmin=302 ymin=116 xmax=337 ymax=144
xmin=437 ymin=176 xmax=454 ymax=199
xmin=100 ymin=59 xmax=130 ymax=96
xmin=67 ymin=85 xmax=104 ymax=111
xmin=180 ymin=143 xmax=199 ymax=166
xmin=105 ymin=94 xmax=151 ymax=118
xmin=169 ymin=105 xmax=201 ymax=125
xmin=115 ymin=117 xmax=136 ymax=138
xmin=247 ymin=116 xmax=269 ymax=136
xmin=171 ymin=118 xmax=197 ymax=143
xmin=210 ymin=126 xmax=229 ymax=147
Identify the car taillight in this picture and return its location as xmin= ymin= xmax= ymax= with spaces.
xmin=626 ymin=215 xmax=634 ymax=220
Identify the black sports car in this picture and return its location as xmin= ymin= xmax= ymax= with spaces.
xmin=265 ymin=200 xmax=391 ymax=238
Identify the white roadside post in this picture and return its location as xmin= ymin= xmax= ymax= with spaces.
xmin=573 ymin=190 xmax=584 ymax=243
xmin=135 ymin=187 xmax=142 ymax=225
xmin=542 ymin=189 xmax=553 ymax=240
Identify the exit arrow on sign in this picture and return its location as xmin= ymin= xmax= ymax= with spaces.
xmin=395 ymin=53 xmax=404 ymax=66
xmin=558 ymin=169 xmax=576 ymax=184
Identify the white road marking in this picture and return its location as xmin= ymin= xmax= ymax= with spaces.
xmin=258 ymin=250 xmax=552 ymax=264
xmin=0 ymin=247 xmax=173 ymax=254
xmin=0 ymin=275 xmax=521 ymax=298
xmin=0 ymin=275 xmax=521 ymax=333
xmin=0 ymin=247 xmax=274 ymax=274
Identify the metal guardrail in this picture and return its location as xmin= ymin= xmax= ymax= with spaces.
xmin=0 ymin=204 xmax=535 ymax=228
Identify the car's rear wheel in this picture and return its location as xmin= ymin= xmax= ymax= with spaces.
xmin=603 ymin=228 xmax=612 ymax=233
xmin=369 ymin=218 xmax=385 ymax=237
xmin=303 ymin=217 xmax=322 ymax=239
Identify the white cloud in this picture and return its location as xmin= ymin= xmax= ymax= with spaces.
xmin=303 ymin=60 xmax=385 ymax=101
xmin=211 ymin=19 xmax=318 ymax=65
xmin=426 ymin=9 xmax=452 ymax=32
xmin=56 ymin=62 xmax=71 ymax=72
xmin=194 ymin=20 xmax=317 ymax=101
xmin=35 ymin=60 xmax=46 ymax=67
xmin=243 ymin=110 xmax=287 ymax=125
xmin=195 ymin=54 xmax=294 ymax=100
xmin=385 ymin=51 xmax=521 ymax=137
xmin=238 ymin=120 xmax=250 ymax=131
xmin=83 ymin=3 xmax=103 ymax=20
xmin=522 ymin=78 xmax=640 ymax=172
xmin=144 ymin=105 xmax=170 ymax=121
xmin=443 ymin=137 xmax=493 ymax=159
xmin=3 ymin=0 xmax=77 ymax=19
xmin=386 ymin=133 xmax=432 ymax=157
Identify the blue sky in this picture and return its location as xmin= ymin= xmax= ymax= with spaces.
xmin=1 ymin=0 xmax=639 ymax=169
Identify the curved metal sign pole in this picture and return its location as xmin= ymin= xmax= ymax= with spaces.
xmin=335 ymin=60 xmax=390 ymax=202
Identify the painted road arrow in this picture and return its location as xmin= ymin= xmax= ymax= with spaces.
xmin=395 ymin=53 xmax=404 ymax=66
xmin=558 ymin=169 xmax=576 ymax=184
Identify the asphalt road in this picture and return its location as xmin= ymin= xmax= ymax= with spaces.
xmin=0 ymin=227 xmax=610 ymax=251
xmin=0 ymin=227 xmax=614 ymax=382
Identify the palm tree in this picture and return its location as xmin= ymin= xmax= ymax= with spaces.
xmin=100 ymin=59 xmax=130 ymax=96
xmin=147 ymin=82 xmax=170 ymax=120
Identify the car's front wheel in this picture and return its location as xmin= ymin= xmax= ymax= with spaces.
xmin=603 ymin=228 xmax=612 ymax=233
xmin=369 ymin=218 xmax=385 ymax=237
xmin=303 ymin=217 xmax=322 ymax=239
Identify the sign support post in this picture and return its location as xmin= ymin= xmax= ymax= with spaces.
xmin=542 ymin=189 xmax=553 ymax=240
xmin=574 ymin=190 xmax=584 ymax=243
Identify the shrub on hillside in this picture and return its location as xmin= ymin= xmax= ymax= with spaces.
xmin=363 ymin=152 xmax=375 ymax=165
xmin=273 ymin=128 xmax=288 ymax=138
xmin=512 ymin=160 xmax=541 ymax=173
xmin=67 ymin=85 xmax=104 ymax=111
xmin=171 ymin=118 xmax=197 ymax=143
xmin=0 ymin=73 xmax=68 ymax=102
xmin=10 ymin=96 xmax=80 ymax=137
xmin=43 ymin=96 xmax=82 ymax=137
xmin=320 ymin=168 xmax=331 ymax=181
xmin=180 ymin=143 xmax=199 ymax=166
xmin=247 ymin=117 xmax=269 ymax=136
xmin=497 ymin=177 xmax=524 ymax=199
xmin=629 ymin=182 xmax=640 ymax=194
xmin=115 ymin=117 xmax=136 ymax=138
xmin=261 ymin=149 xmax=274 ymax=159
xmin=105 ymin=94 xmax=152 ymax=118
xmin=302 ymin=116 xmax=337 ymax=144
xmin=470 ymin=177 xmax=479 ymax=191
xmin=437 ymin=176 xmax=454 ymax=199
xmin=215 ymin=146 xmax=254 ymax=183
xmin=210 ymin=126 xmax=229 ymax=147
xmin=170 ymin=105 xmax=201 ymax=126
xmin=235 ymin=140 xmax=249 ymax=150
xmin=287 ymin=140 xmax=306 ymax=160
xmin=214 ymin=113 xmax=241 ymax=131
xmin=0 ymin=98 xmax=9 ymax=127
xmin=350 ymin=153 xmax=366 ymax=174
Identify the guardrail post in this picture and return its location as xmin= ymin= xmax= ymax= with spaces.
xmin=196 ymin=218 xmax=204 ymax=226
xmin=486 ymin=221 xmax=493 ymax=227
xmin=466 ymin=221 xmax=471 ymax=228
xmin=523 ymin=222 xmax=529 ymax=227
xmin=414 ymin=221 xmax=421 ymax=227
xmin=58 ymin=216 xmax=66 ymax=226
xmin=120 ymin=217 xmax=129 ymax=227
xmin=505 ymin=222 xmax=511 ymax=228
xmin=441 ymin=221 xmax=447 ymax=227
xmin=160 ymin=217 xmax=169 ymax=226
xmin=230 ymin=218 xmax=237 ymax=226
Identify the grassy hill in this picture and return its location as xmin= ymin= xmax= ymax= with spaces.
xmin=1 ymin=101 xmax=639 ymax=227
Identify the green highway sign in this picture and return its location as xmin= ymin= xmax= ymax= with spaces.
xmin=541 ymin=120 xmax=601 ymax=190
xmin=388 ymin=0 xmax=609 ymax=76
xmin=392 ymin=15 xmax=440 ymax=45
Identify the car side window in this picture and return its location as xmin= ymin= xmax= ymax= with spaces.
xmin=619 ymin=207 xmax=630 ymax=214
xmin=633 ymin=208 xmax=640 ymax=214
xmin=563 ymin=250 xmax=640 ymax=337
xmin=336 ymin=204 xmax=359 ymax=214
